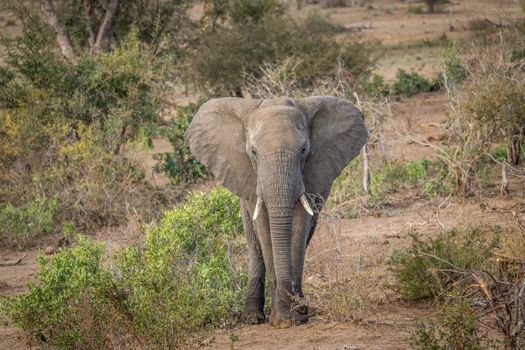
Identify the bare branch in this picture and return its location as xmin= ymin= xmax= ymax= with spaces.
xmin=0 ymin=254 xmax=27 ymax=266
xmin=93 ymin=0 xmax=121 ymax=54
xmin=41 ymin=0 xmax=76 ymax=62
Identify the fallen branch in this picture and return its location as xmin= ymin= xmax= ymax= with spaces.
xmin=0 ymin=254 xmax=27 ymax=266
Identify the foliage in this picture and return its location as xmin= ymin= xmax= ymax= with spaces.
xmin=441 ymin=42 xmax=467 ymax=91
xmin=391 ymin=69 xmax=438 ymax=97
xmin=329 ymin=159 xmax=431 ymax=210
xmin=0 ymin=196 xmax=58 ymax=248
xmin=228 ymin=0 xmax=285 ymax=24
xmin=369 ymin=159 xmax=430 ymax=203
xmin=154 ymin=105 xmax=208 ymax=184
xmin=0 ymin=17 xmax=166 ymax=236
xmin=116 ymin=187 xmax=245 ymax=347
xmin=1 ymin=235 xmax=116 ymax=349
xmin=363 ymin=74 xmax=389 ymax=99
xmin=389 ymin=227 xmax=498 ymax=300
xmin=2 ymin=188 xmax=246 ymax=349
xmin=412 ymin=299 xmax=487 ymax=350
xmin=460 ymin=59 xmax=525 ymax=166
xmin=188 ymin=13 xmax=376 ymax=96
xmin=408 ymin=5 xmax=423 ymax=14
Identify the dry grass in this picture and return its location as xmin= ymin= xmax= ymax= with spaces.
xmin=304 ymin=212 xmax=390 ymax=322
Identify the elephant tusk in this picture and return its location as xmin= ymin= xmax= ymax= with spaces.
xmin=300 ymin=194 xmax=314 ymax=216
xmin=253 ymin=197 xmax=263 ymax=221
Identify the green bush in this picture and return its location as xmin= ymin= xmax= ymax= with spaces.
xmin=154 ymin=105 xmax=208 ymax=184
xmin=370 ymin=159 xmax=430 ymax=203
xmin=408 ymin=5 xmax=424 ymax=14
xmin=0 ymin=196 xmax=58 ymax=247
xmin=0 ymin=18 xmax=166 ymax=235
xmin=228 ymin=0 xmax=285 ymax=23
xmin=329 ymin=159 xmax=432 ymax=210
xmin=441 ymin=42 xmax=467 ymax=90
xmin=389 ymin=227 xmax=498 ymax=300
xmin=363 ymin=74 xmax=390 ymax=99
xmin=2 ymin=235 xmax=116 ymax=349
xmin=391 ymin=69 xmax=438 ymax=97
xmin=412 ymin=299 xmax=487 ymax=350
xmin=188 ymin=13 xmax=375 ymax=95
xmin=2 ymin=188 xmax=246 ymax=349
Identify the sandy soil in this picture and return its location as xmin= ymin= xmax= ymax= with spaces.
xmin=1 ymin=1 xmax=525 ymax=349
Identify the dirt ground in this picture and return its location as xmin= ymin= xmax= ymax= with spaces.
xmin=1 ymin=1 xmax=525 ymax=349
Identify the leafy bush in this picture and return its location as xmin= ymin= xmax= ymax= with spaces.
xmin=188 ymin=13 xmax=376 ymax=96
xmin=389 ymin=227 xmax=498 ymax=300
xmin=116 ymin=187 xmax=246 ymax=347
xmin=441 ymin=42 xmax=467 ymax=90
xmin=0 ymin=196 xmax=58 ymax=247
xmin=391 ymin=69 xmax=438 ymax=97
xmin=363 ymin=74 xmax=390 ymax=99
xmin=2 ymin=188 xmax=246 ymax=349
xmin=408 ymin=5 xmax=423 ymax=14
xmin=228 ymin=0 xmax=285 ymax=23
xmin=329 ymin=159 xmax=431 ymax=210
xmin=2 ymin=236 xmax=117 ymax=349
xmin=0 ymin=17 xmax=166 ymax=235
xmin=370 ymin=159 xmax=430 ymax=203
xmin=154 ymin=105 xmax=208 ymax=184
xmin=412 ymin=299 xmax=487 ymax=350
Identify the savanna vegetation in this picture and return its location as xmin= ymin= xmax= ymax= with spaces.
xmin=1 ymin=0 xmax=525 ymax=348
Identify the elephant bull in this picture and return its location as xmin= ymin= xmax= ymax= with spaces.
xmin=185 ymin=96 xmax=367 ymax=328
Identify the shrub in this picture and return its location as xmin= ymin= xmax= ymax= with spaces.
xmin=408 ymin=5 xmax=423 ymax=14
xmin=460 ymin=63 xmax=525 ymax=166
xmin=153 ymin=105 xmax=208 ymax=184
xmin=363 ymin=73 xmax=389 ymax=99
xmin=370 ymin=159 xmax=430 ymax=203
xmin=0 ymin=18 xmax=166 ymax=236
xmin=329 ymin=159 xmax=432 ymax=210
xmin=441 ymin=42 xmax=467 ymax=90
xmin=389 ymin=227 xmax=498 ymax=300
xmin=188 ymin=13 xmax=376 ymax=96
xmin=412 ymin=299 xmax=487 ymax=350
xmin=391 ymin=69 xmax=438 ymax=97
xmin=1 ymin=236 xmax=117 ymax=349
xmin=0 ymin=196 xmax=58 ymax=248
xmin=228 ymin=0 xmax=285 ymax=23
xmin=2 ymin=188 xmax=246 ymax=349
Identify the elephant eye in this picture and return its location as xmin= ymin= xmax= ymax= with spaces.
xmin=301 ymin=147 xmax=306 ymax=155
xmin=251 ymin=149 xmax=257 ymax=157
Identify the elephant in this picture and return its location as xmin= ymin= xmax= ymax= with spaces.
xmin=185 ymin=96 xmax=367 ymax=328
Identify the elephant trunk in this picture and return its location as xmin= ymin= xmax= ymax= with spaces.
xmin=258 ymin=151 xmax=303 ymax=303
xmin=267 ymin=206 xmax=295 ymax=289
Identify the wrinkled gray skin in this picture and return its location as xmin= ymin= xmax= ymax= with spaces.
xmin=185 ymin=96 xmax=367 ymax=328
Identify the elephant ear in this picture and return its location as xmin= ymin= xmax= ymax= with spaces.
xmin=185 ymin=98 xmax=261 ymax=201
xmin=295 ymin=96 xmax=368 ymax=196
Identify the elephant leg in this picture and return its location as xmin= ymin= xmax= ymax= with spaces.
xmin=251 ymin=204 xmax=280 ymax=325
xmin=240 ymin=201 xmax=265 ymax=324
xmin=292 ymin=195 xmax=326 ymax=318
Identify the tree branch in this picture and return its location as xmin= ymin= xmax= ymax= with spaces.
xmin=84 ymin=0 xmax=98 ymax=50
xmin=41 ymin=0 xmax=76 ymax=61
xmin=93 ymin=0 xmax=121 ymax=54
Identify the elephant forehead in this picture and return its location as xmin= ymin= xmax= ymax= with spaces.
xmin=248 ymin=106 xmax=307 ymax=132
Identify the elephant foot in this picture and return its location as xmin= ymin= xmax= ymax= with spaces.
xmin=269 ymin=307 xmax=308 ymax=329
xmin=241 ymin=308 xmax=265 ymax=325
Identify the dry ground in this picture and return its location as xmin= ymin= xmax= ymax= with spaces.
xmin=1 ymin=1 xmax=525 ymax=349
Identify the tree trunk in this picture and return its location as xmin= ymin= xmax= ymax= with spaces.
xmin=41 ymin=0 xmax=76 ymax=61
xmin=84 ymin=0 xmax=98 ymax=49
xmin=507 ymin=131 xmax=524 ymax=166
xmin=92 ymin=0 xmax=121 ymax=54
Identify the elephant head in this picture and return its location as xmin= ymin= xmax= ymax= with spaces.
xmin=185 ymin=96 xmax=367 ymax=314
